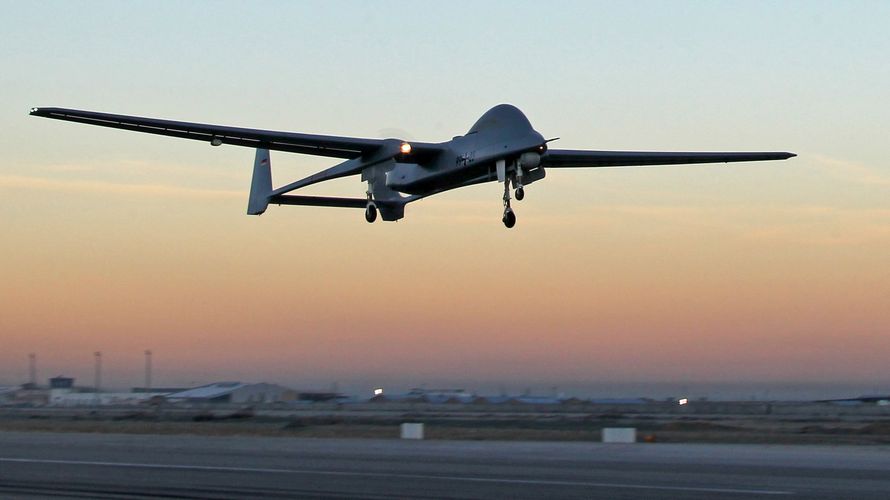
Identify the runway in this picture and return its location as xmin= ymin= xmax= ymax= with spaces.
xmin=1 ymin=432 xmax=889 ymax=499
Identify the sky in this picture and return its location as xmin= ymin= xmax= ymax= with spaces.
xmin=1 ymin=1 xmax=888 ymax=399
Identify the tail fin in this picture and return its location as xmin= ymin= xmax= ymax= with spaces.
xmin=247 ymin=148 xmax=272 ymax=215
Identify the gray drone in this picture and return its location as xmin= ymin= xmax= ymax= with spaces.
xmin=30 ymin=105 xmax=794 ymax=228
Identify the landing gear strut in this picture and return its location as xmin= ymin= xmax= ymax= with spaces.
xmin=514 ymin=166 xmax=525 ymax=201
xmin=502 ymin=178 xmax=516 ymax=228
xmin=365 ymin=190 xmax=377 ymax=223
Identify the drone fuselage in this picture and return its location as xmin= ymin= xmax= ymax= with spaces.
xmin=385 ymin=105 xmax=547 ymax=196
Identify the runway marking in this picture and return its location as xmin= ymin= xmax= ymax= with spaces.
xmin=0 ymin=457 xmax=792 ymax=495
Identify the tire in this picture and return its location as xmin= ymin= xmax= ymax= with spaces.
xmin=502 ymin=209 xmax=516 ymax=228
xmin=365 ymin=204 xmax=377 ymax=223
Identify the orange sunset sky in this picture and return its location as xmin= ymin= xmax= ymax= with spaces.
xmin=2 ymin=2 xmax=888 ymax=398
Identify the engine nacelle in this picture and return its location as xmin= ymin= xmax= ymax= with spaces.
xmin=518 ymin=151 xmax=541 ymax=170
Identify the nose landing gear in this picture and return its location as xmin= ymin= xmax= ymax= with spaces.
xmin=502 ymin=207 xmax=516 ymax=228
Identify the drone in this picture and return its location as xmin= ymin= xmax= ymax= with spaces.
xmin=30 ymin=104 xmax=794 ymax=227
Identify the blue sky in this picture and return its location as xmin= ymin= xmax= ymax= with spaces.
xmin=4 ymin=1 xmax=888 ymax=198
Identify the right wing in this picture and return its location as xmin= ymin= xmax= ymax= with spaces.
xmin=29 ymin=107 xmax=442 ymax=160
xmin=541 ymin=149 xmax=796 ymax=168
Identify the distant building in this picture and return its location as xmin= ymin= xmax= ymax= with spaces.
xmin=11 ymin=387 xmax=49 ymax=406
xmin=49 ymin=389 xmax=157 ymax=407
xmin=297 ymin=391 xmax=345 ymax=402
xmin=371 ymin=388 xmax=476 ymax=404
xmin=513 ymin=396 xmax=562 ymax=405
xmin=418 ymin=389 xmax=475 ymax=404
xmin=588 ymin=398 xmax=648 ymax=405
xmin=166 ymin=382 xmax=296 ymax=404
xmin=0 ymin=386 xmax=18 ymax=404
xmin=131 ymin=387 xmax=188 ymax=394
xmin=49 ymin=376 xmax=74 ymax=389
xmin=818 ymin=395 xmax=890 ymax=406
xmin=474 ymin=395 xmax=513 ymax=404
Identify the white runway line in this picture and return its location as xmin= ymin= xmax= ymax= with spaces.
xmin=0 ymin=457 xmax=793 ymax=495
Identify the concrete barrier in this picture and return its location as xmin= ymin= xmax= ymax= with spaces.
xmin=400 ymin=423 xmax=424 ymax=440
xmin=602 ymin=427 xmax=636 ymax=443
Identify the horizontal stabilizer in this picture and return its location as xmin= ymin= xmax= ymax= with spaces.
xmin=270 ymin=194 xmax=405 ymax=209
xmin=269 ymin=194 xmax=406 ymax=221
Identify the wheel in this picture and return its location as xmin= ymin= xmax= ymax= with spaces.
xmin=365 ymin=204 xmax=377 ymax=223
xmin=502 ymin=209 xmax=516 ymax=228
xmin=515 ymin=187 xmax=524 ymax=201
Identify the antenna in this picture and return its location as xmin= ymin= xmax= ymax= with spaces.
xmin=144 ymin=350 xmax=152 ymax=391
xmin=94 ymin=351 xmax=102 ymax=393
xmin=28 ymin=353 xmax=37 ymax=387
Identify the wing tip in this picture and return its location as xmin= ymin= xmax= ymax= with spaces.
xmin=29 ymin=107 xmax=59 ymax=117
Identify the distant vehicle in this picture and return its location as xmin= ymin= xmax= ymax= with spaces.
xmin=30 ymin=105 xmax=795 ymax=228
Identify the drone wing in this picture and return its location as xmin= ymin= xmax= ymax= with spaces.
xmin=541 ymin=150 xmax=795 ymax=168
xmin=29 ymin=107 xmax=417 ymax=160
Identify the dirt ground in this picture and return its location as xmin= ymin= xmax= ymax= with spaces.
xmin=3 ymin=410 xmax=890 ymax=444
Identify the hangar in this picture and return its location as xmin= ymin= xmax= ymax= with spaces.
xmin=166 ymin=382 xmax=296 ymax=404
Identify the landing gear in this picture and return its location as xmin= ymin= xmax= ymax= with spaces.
xmin=364 ymin=186 xmax=378 ymax=223
xmin=514 ymin=166 xmax=525 ymax=201
xmin=502 ymin=177 xmax=516 ymax=228
xmin=498 ymin=162 xmax=531 ymax=227
xmin=502 ymin=208 xmax=516 ymax=228
xmin=365 ymin=202 xmax=377 ymax=223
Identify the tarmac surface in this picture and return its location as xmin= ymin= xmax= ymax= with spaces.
xmin=1 ymin=432 xmax=889 ymax=499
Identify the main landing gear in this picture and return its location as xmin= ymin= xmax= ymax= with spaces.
xmin=501 ymin=169 xmax=526 ymax=228
xmin=514 ymin=166 xmax=525 ymax=201
xmin=365 ymin=191 xmax=377 ymax=223
xmin=365 ymin=203 xmax=377 ymax=223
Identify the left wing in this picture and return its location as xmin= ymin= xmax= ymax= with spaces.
xmin=29 ymin=107 xmax=442 ymax=160
xmin=541 ymin=149 xmax=796 ymax=168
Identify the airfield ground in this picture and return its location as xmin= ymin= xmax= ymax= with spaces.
xmin=3 ymin=403 xmax=890 ymax=497
xmin=2 ymin=401 xmax=890 ymax=444
xmin=3 ymin=431 xmax=890 ymax=498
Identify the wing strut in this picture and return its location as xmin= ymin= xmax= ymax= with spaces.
xmin=247 ymin=149 xmax=273 ymax=215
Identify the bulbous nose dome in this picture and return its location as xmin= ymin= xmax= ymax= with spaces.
xmin=468 ymin=104 xmax=533 ymax=134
